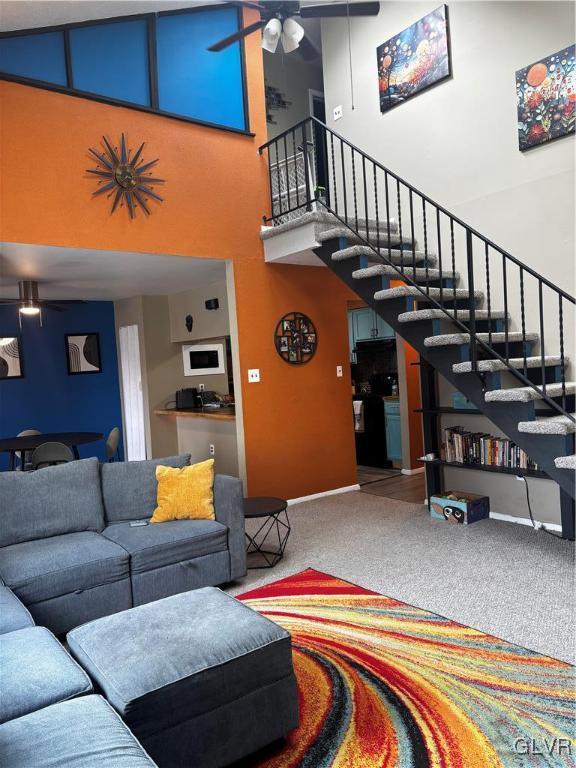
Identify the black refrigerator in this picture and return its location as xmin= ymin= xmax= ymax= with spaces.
xmin=353 ymin=395 xmax=391 ymax=468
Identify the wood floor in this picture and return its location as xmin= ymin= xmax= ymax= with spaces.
xmin=360 ymin=471 xmax=426 ymax=504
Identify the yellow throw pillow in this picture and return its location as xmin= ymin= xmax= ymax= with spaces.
xmin=150 ymin=459 xmax=215 ymax=523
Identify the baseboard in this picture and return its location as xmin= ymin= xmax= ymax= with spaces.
xmin=401 ymin=467 xmax=425 ymax=476
xmin=489 ymin=511 xmax=562 ymax=532
xmin=288 ymin=484 xmax=360 ymax=506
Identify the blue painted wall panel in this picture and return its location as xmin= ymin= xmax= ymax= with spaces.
xmin=70 ymin=20 xmax=150 ymax=105
xmin=0 ymin=302 xmax=123 ymax=470
xmin=156 ymin=8 xmax=245 ymax=129
xmin=0 ymin=31 xmax=67 ymax=85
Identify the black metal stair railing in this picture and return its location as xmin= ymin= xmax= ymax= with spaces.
xmin=259 ymin=117 xmax=575 ymax=421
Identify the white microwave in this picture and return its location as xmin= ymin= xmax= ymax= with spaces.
xmin=182 ymin=343 xmax=225 ymax=376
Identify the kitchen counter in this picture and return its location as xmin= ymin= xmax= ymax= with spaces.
xmin=155 ymin=407 xmax=236 ymax=422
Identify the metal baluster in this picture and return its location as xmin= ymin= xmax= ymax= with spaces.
xmin=519 ymin=266 xmax=527 ymax=376
xmin=396 ymin=181 xmax=403 ymax=275
xmin=466 ymin=230 xmax=477 ymax=370
xmin=409 ymin=190 xmax=415 ymax=279
xmin=292 ymin=130 xmax=300 ymax=211
xmin=436 ymin=209 xmax=443 ymax=309
xmin=265 ymin=145 xmax=274 ymax=223
xmin=450 ymin=218 xmax=457 ymax=321
xmin=301 ymin=122 xmax=312 ymax=212
xmin=485 ymin=242 xmax=492 ymax=347
xmin=362 ymin=155 xmax=369 ymax=245
xmin=275 ymin=141 xmax=283 ymax=219
xmin=340 ymin=140 xmax=348 ymax=224
xmin=283 ymin=134 xmax=290 ymax=213
xmin=384 ymin=171 xmax=392 ymax=265
xmin=352 ymin=148 xmax=358 ymax=231
xmin=538 ymin=282 xmax=546 ymax=396
xmin=320 ymin=124 xmax=330 ymax=209
xmin=330 ymin=132 xmax=337 ymax=215
xmin=422 ymin=198 xmax=429 ymax=296
xmin=559 ymin=296 xmax=566 ymax=411
xmin=373 ymin=164 xmax=380 ymax=257
xmin=502 ymin=255 xmax=509 ymax=361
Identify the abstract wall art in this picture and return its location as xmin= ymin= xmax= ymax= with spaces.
xmin=377 ymin=5 xmax=451 ymax=114
xmin=65 ymin=333 xmax=101 ymax=375
xmin=516 ymin=45 xmax=575 ymax=150
xmin=0 ymin=337 xmax=23 ymax=379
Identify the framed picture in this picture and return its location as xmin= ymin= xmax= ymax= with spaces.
xmin=65 ymin=333 xmax=101 ymax=375
xmin=516 ymin=45 xmax=575 ymax=151
xmin=377 ymin=5 xmax=451 ymax=114
xmin=0 ymin=336 xmax=23 ymax=379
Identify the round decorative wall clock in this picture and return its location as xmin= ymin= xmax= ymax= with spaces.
xmin=274 ymin=312 xmax=317 ymax=365
xmin=87 ymin=133 xmax=164 ymax=219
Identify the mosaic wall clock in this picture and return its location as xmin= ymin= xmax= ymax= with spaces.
xmin=87 ymin=133 xmax=164 ymax=218
xmin=274 ymin=312 xmax=317 ymax=365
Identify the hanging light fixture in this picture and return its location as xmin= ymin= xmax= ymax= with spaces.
xmin=18 ymin=281 xmax=41 ymax=316
xmin=280 ymin=17 xmax=305 ymax=54
xmin=261 ymin=18 xmax=282 ymax=53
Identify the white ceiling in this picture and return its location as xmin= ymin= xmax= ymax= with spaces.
xmin=0 ymin=243 xmax=226 ymax=300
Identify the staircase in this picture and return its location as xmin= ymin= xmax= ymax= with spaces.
xmin=259 ymin=118 xmax=575 ymax=539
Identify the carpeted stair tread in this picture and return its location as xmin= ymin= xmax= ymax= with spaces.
xmin=332 ymin=245 xmax=436 ymax=266
xmin=425 ymin=331 xmax=537 ymax=347
xmin=554 ymin=455 xmax=576 ymax=470
xmin=374 ymin=286 xmax=482 ymax=302
xmin=453 ymin=356 xmax=562 ymax=373
xmin=318 ymin=227 xmax=412 ymax=247
xmin=398 ymin=308 xmax=507 ymax=323
xmin=485 ymin=382 xmax=576 ymax=402
xmin=518 ymin=414 xmax=576 ymax=435
xmin=260 ymin=210 xmax=398 ymax=240
xmin=352 ymin=264 xmax=457 ymax=283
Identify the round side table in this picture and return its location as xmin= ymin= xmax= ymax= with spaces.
xmin=243 ymin=497 xmax=291 ymax=569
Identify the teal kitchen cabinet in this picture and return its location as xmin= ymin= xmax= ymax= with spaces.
xmin=375 ymin=313 xmax=395 ymax=340
xmin=352 ymin=308 xmax=395 ymax=343
xmin=348 ymin=311 xmax=356 ymax=363
xmin=384 ymin=398 xmax=402 ymax=462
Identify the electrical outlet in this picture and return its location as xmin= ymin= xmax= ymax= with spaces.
xmin=333 ymin=104 xmax=343 ymax=121
xmin=198 ymin=383 xmax=205 ymax=392
xmin=209 ymin=444 xmax=215 ymax=456
xmin=248 ymin=369 xmax=260 ymax=383
xmin=336 ymin=365 xmax=343 ymax=377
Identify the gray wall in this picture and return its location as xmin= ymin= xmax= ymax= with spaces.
xmin=320 ymin=2 xmax=574 ymax=525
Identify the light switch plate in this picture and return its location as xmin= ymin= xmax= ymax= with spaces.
xmin=336 ymin=365 xmax=343 ymax=377
xmin=248 ymin=369 xmax=260 ymax=383
xmin=333 ymin=105 xmax=343 ymax=121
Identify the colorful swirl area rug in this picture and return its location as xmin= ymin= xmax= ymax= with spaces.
xmin=238 ymin=569 xmax=575 ymax=768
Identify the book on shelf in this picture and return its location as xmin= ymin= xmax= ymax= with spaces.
xmin=440 ymin=426 xmax=539 ymax=471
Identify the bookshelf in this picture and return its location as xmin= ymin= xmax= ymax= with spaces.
xmin=422 ymin=458 xmax=547 ymax=479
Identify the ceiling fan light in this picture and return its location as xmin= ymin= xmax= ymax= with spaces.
xmin=0 ymin=337 xmax=15 ymax=346
xmin=19 ymin=304 xmax=40 ymax=316
xmin=281 ymin=17 xmax=305 ymax=54
xmin=262 ymin=18 xmax=282 ymax=53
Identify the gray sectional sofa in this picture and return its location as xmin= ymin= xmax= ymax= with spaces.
xmin=0 ymin=455 xmax=246 ymax=635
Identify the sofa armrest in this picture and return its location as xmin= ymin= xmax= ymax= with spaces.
xmin=214 ymin=475 xmax=246 ymax=581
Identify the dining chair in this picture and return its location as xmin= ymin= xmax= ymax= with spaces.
xmin=16 ymin=429 xmax=42 ymax=471
xmin=105 ymin=427 xmax=121 ymax=462
xmin=31 ymin=442 xmax=74 ymax=470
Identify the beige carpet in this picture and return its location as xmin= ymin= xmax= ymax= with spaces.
xmin=227 ymin=491 xmax=575 ymax=664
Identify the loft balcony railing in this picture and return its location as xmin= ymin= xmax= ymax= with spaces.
xmin=259 ymin=117 xmax=575 ymax=421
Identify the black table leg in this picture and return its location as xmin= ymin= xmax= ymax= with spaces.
xmin=245 ymin=509 xmax=291 ymax=569
xmin=72 ymin=446 xmax=80 ymax=460
xmin=9 ymin=450 xmax=16 ymax=471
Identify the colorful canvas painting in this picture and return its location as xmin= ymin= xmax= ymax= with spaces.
xmin=377 ymin=5 xmax=451 ymax=113
xmin=516 ymin=45 xmax=575 ymax=150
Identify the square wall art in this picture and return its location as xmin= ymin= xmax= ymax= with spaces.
xmin=0 ymin=337 xmax=23 ymax=379
xmin=516 ymin=45 xmax=575 ymax=150
xmin=377 ymin=5 xmax=451 ymax=114
xmin=65 ymin=333 xmax=101 ymax=375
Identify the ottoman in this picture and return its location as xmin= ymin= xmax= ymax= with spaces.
xmin=67 ymin=587 xmax=299 ymax=768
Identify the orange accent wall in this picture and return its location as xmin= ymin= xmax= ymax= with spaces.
xmin=0 ymin=10 xmax=357 ymax=499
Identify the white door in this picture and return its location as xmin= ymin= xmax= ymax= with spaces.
xmin=118 ymin=324 xmax=147 ymax=461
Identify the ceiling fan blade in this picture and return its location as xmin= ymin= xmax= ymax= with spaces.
xmin=208 ymin=19 xmax=265 ymax=52
xmin=39 ymin=299 xmax=87 ymax=306
xmin=0 ymin=299 xmax=20 ymax=304
xmin=298 ymin=35 xmax=319 ymax=61
xmin=299 ymin=2 xmax=380 ymax=18
xmin=39 ymin=303 xmax=65 ymax=312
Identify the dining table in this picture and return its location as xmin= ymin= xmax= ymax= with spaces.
xmin=0 ymin=432 xmax=104 ymax=471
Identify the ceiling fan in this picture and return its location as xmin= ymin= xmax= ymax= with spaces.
xmin=208 ymin=1 xmax=380 ymax=60
xmin=0 ymin=280 xmax=86 ymax=323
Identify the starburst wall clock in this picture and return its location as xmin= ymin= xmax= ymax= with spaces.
xmin=87 ymin=134 xmax=164 ymax=219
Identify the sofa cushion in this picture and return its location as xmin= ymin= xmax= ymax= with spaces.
xmin=101 ymin=455 xmax=191 ymax=523
xmin=67 ymin=588 xmax=294 ymax=740
xmin=0 ymin=587 xmax=35 ymax=635
xmin=102 ymin=519 xmax=228 ymax=574
xmin=0 ymin=532 xmax=130 ymax=605
xmin=0 ymin=695 xmax=158 ymax=768
xmin=0 ymin=458 xmax=104 ymax=548
xmin=0 ymin=626 xmax=92 ymax=723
